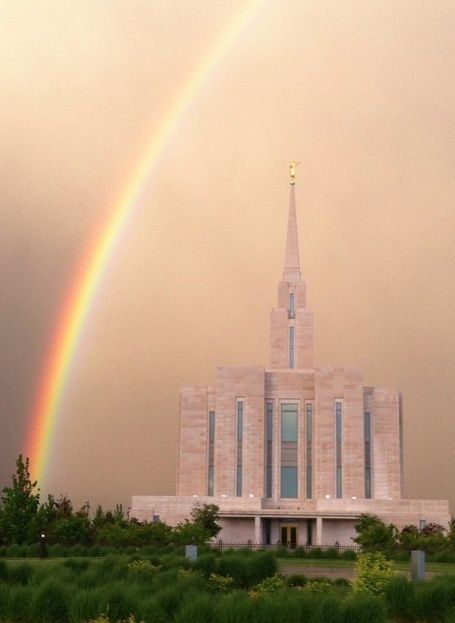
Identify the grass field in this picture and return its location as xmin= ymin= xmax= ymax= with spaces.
xmin=278 ymin=557 xmax=455 ymax=577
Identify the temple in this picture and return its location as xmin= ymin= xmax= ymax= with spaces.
xmin=131 ymin=175 xmax=449 ymax=547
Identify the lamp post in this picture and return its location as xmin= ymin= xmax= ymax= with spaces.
xmin=39 ymin=533 xmax=48 ymax=559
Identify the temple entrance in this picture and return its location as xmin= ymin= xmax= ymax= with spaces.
xmin=281 ymin=524 xmax=298 ymax=548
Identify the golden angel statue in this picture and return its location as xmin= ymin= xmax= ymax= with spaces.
xmin=289 ymin=160 xmax=300 ymax=185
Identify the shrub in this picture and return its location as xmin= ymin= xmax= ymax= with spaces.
xmin=334 ymin=577 xmax=351 ymax=587
xmin=209 ymin=572 xmax=234 ymax=592
xmin=252 ymin=574 xmax=284 ymax=594
xmin=70 ymin=544 xmax=88 ymax=557
xmin=88 ymin=545 xmax=103 ymax=557
xmin=340 ymin=548 xmax=357 ymax=560
xmin=193 ymin=552 xmax=217 ymax=576
xmin=127 ymin=558 xmax=161 ymax=581
xmin=48 ymin=545 xmax=69 ymax=557
xmin=174 ymin=594 xmax=216 ymax=623
xmin=287 ymin=573 xmax=307 ymax=587
xmin=6 ymin=544 xmax=24 ymax=558
xmin=431 ymin=550 xmax=455 ymax=563
xmin=217 ymin=555 xmax=249 ymax=588
xmin=292 ymin=546 xmax=307 ymax=558
xmin=323 ymin=547 xmax=340 ymax=559
xmin=32 ymin=580 xmax=69 ymax=623
xmin=340 ymin=593 xmax=388 ymax=623
xmin=353 ymin=552 xmax=397 ymax=596
xmin=303 ymin=578 xmax=332 ymax=593
xmin=276 ymin=546 xmax=290 ymax=558
xmin=246 ymin=552 xmax=277 ymax=586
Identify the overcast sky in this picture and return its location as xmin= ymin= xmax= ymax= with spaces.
xmin=1 ymin=0 xmax=455 ymax=512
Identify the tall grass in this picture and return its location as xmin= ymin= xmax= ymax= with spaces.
xmin=137 ymin=596 xmax=167 ymax=623
xmin=250 ymin=592 xmax=303 ymax=623
xmin=412 ymin=577 xmax=454 ymax=623
xmin=102 ymin=582 xmax=138 ymax=622
xmin=154 ymin=584 xmax=185 ymax=619
xmin=32 ymin=580 xmax=70 ymax=623
xmin=68 ymin=588 xmax=104 ymax=623
xmin=5 ymin=585 xmax=33 ymax=622
xmin=217 ymin=590 xmax=253 ymax=623
xmin=384 ymin=575 xmax=415 ymax=621
xmin=174 ymin=593 xmax=216 ymax=623
xmin=339 ymin=593 xmax=387 ymax=623
xmin=8 ymin=562 xmax=34 ymax=585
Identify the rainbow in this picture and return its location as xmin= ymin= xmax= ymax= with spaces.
xmin=26 ymin=0 xmax=265 ymax=485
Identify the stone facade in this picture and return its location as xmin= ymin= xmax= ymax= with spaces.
xmin=131 ymin=182 xmax=450 ymax=547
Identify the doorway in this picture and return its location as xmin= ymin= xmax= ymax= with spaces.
xmin=281 ymin=524 xmax=298 ymax=549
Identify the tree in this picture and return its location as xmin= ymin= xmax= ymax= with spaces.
xmin=190 ymin=503 xmax=221 ymax=539
xmin=398 ymin=524 xmax=420 ymax=551
xmin=52 ymin=514 xmax=93 ymax=546
xmin=353 ymin=514 xmax=398 ymax=553
xmin=0 ymin=455 xmax=40 ymax=544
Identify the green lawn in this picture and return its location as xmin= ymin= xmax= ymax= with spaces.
xmin=278 ymin=557 xmax=455 ymax=575
xmin=4 ymin=555 xmax=455 ymax=576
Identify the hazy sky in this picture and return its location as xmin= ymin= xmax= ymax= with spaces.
xmin=1 ymin=1 xmax=455 ymax=513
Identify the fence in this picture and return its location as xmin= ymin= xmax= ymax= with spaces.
xmin=209 ymin=540 xmax=360 ymax=552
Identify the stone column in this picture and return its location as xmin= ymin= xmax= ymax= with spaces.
xmin=316 ymin=516 xmax=323 ymax=546
xmin=254 ymin=516 xmax=262 ymax=545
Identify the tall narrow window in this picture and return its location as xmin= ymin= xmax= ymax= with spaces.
xmin=265 ymin=402 xmax=273 ymax=498
xmin=335 ymin=401 xmax=343 ymax=498
xmin=289 ymin=292 xmax=295 ymax=318
xmin=364 ymin=412 xmax=372 ymax=498
xmin=236 ymin=401 xmax=243 ymax=496
xmin=305 ymin=403 xmax=313 ymax=499
xmin=289 ymin=326 xmax=295 ymax=369
xmin=281 ymin=403 xmax=298 ymax=498
xmin=207 ymin=411 xmax=215 ymax=496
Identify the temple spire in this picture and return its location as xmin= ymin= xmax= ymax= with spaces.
xmin=283 ymin=173 xmax=301 ymax=283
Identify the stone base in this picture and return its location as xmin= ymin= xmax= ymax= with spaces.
xmin=130 ymin=494 xmax=450 ymax=546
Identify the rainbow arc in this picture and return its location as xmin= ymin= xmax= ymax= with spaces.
xmin=26 ymin=0 xmax=265 ymax=485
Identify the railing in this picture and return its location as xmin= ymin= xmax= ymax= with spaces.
xmin=210 ymin=540 xmax=360 ymax=552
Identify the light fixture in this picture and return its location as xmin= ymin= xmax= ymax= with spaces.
xmin=249 ymin=493 xmax=254 ymax=498
xmin=352 ymin=496 xmax=357 ymax=500
xmin=221 ymin=494 xmax=227 ymax=498
xmin=324 ymin=494 xmax=331 ymax=499
xmin=192 ymin=494 xmax=198 ymax=498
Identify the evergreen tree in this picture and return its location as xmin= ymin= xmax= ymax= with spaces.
xmin=0 ymin=455 xmax=40 ymax=544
